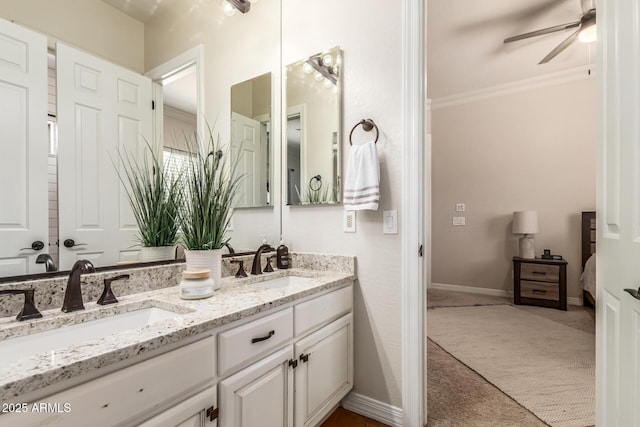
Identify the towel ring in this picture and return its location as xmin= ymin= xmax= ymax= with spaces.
xmin=349 ymin=119 xmax=379 ymax=146
xmin=309 ymin=175 xmax=322 ymax=191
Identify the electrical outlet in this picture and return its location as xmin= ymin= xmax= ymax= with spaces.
xmin=455 ymin=203 xmax=465 ymax=212
xmin=383 ymin=210 xmax=398 ymax=234
xmin=452 ymin=216 xmax=466 ymax=226
xmin=344 ymin=211 xmax=356 ymax=232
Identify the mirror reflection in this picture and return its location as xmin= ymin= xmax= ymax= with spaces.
xmin=0 ymin=0 xmax=280 ymax=280
xmin=286 ymin=47 xmax=342 ymax=205
xmin=230 ymin=72 xmax=273 ymax=208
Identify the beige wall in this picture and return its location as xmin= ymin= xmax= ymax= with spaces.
xmin=144 ymin=0 xmax=281 ymax=251
xmin=431 ymin=77 xmax=597 ymax=299
xmin=0 ymin=0 xmax=144 ymax=73
xmin=282 ymin=0 xmax=403 ymax=408
xmin=163 ymin=106 xmax=197 ymax=151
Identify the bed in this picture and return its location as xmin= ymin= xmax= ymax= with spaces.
xmin=580 ymin=211 xmax=596 ymax=307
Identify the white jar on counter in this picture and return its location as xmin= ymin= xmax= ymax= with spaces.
xmin=180 ymin=269 xmax=215 ymax=299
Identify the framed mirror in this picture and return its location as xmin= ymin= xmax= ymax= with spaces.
xmin=286 ymin=47 xmax=342 ymax=206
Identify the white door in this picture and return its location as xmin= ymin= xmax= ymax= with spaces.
xmin=231 ymin=112 xmax=263 ymax=207
xmin=57 ymin=43 xmax=152 ymax=270
xmin=219 ymin=346 xmax=294 ymax=427
xmin=0 ymin=18 xmax=48 ymax=277
xmin=597 ymin=0 xmax=640 ymax=425
xmin=294 ymin=314 xmax=353 ymax=427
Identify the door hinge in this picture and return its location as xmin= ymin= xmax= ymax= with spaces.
xmin=299 ymin=353 xmax=310 ymax=363
xmin=289 ymin=359 xmax=298 ymax=369
xmin=418 ymin=244 xmax=423 ymax=257
xmin=152 ymin=100 xmax=155 ymax=110
xmin=206 ymin=406 xmax=219 ymax=421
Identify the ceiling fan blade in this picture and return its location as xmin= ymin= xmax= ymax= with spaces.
xmin=539 ymin=29 xmax=581 ymax=64
xmin=504 ymin=21 xmax=580 ymax=43
xmin=581 ymin=0 xmax=596 ymax=14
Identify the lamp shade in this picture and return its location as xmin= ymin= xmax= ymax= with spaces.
xmin=512 ymin=211 xmax=539 ymax=234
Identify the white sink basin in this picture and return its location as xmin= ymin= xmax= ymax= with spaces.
xmin=0 ymin=307 xmax=181 ymax=365
xmin=254 ymin=275 xmax=313 ymax=290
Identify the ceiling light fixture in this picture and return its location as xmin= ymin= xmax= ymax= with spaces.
xmin=579 ymin=23 xmax=597 ymax=43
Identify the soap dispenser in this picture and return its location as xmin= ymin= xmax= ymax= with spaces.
xmin=276 ymin=237 xmax=289 ymax=269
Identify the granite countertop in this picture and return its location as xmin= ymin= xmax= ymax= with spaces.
xmin=0 ymin=265 xmax=356 ymax=401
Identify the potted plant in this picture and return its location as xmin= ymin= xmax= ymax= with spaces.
xmin=114 ymin=140 xmax=181 ymax=262
xmin=179 ymin=125 xmax=242 ymax=289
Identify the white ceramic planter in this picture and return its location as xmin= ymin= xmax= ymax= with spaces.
xmin=184 ymin=249 xmax=222 ymax=290
xmin=140 ymin=246 xmax=176 ymax=262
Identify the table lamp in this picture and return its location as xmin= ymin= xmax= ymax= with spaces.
xmin=512 ymin=211 xmax=538 ymax=259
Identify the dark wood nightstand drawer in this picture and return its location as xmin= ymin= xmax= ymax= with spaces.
xmin=520 ymin=281 xmax=560 ymax=301
xmin=520 ymin=263 xmax=559 ymax=282
xmin=513 ymin=257 xmax=567 ymax=310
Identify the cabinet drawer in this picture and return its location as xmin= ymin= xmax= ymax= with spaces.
xmin=520 ymin=280 xmax=559 ymax=301
xmin=295 ymin=286 xmax=352 ymax=336
xmin=520 ymin=263 xmax=559 ymax=282
xmin=0 ymin=336 xmax=216 ymax=427
xmin=218 ymin=308 xmax=293 ymax=376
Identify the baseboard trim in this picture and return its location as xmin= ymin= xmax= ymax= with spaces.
xmin=430 ymin=282 xmax=512 ymax=297
xmin=341 ymin=392 xmax=403 ymax=427
xmin=430 ymin=282 xmax=583 ymax=306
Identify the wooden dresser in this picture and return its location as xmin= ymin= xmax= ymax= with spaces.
xmin=513 ymin=257 xmax=567 ymax=310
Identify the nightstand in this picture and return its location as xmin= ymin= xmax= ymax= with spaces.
xmin=513 ymin=257 xmax=567 ymax=310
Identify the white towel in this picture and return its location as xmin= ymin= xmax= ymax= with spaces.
xmin=344 ymin=140 xmax=380 ymax=210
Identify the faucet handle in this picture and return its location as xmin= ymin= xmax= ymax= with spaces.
xmin=264 ymin=255 xmax=275 ymax=273
xmin=98 ymin=274 xmax=130 ymax=305
xmin=230 ymin=260 xmax=248 ymax=278
xmin=0 ymin=289 xmax=43 ymax=321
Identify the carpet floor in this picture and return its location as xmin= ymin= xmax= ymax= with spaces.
xmin=426 ymin=288 xmax=595 ymax=427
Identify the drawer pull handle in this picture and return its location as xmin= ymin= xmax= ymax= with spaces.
xmin=532 ymin=289 xmax=547 ymax=294
xmin=251 ymin=330 xmax=275 ymax=344
xmin=532 ymin=271 xmax=547 ymax=275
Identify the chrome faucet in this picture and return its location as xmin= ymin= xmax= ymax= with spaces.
xmin=62 ymin=260 xmax=95 ymax=313
xmin=251 ymin=244 xmax=275 ymax=275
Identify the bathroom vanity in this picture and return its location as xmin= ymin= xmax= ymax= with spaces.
xmin=0 ymin=254 xmax=355 ymax=427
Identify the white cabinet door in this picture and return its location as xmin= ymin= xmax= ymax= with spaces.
xmin=294 ymin=314 xmax=353 ymax=427
xmin=138 ymin=386 xmax=218 ymax=427
xmin=56 ymin=42 xmax=152 ymax=270
xmin=219 ymin=346 xmax=294 ymax=427
xmin=0 ymin=18 xmax=48 ymax=277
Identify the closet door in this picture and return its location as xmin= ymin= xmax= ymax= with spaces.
xmin=57 ymin=43 xmax=152 ymax=270
xmin=0 ymin=18 xmax=48 ymax=277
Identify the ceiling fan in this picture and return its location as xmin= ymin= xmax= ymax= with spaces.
xmin=503 ymin=0 xmax=597 ymax=64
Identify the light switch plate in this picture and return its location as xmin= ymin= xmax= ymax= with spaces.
xmin=344 ymin=211 xmax=356 ymax=233
xmin=455 ymin=203 xmax=465 ymax=212
xmin=383 ymin=210 xmax=398 ymax=234
xmin=452 ymin=216 xmax=466 ymax=226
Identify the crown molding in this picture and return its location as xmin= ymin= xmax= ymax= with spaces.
xmin=431 ymin=66 xmax=595 ymax=110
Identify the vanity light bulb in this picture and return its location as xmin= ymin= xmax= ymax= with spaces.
xmin=322 ymin=54 xmax=334 ymax=67
xmin=314 ymin=71 xmax=323 ymax=81
xmin=302 ymin=62 xmax=313 ymax=74
xmin=223 ymin=1 xmax=237 ymax=16
xmin=323 ymin=79 xmax=333 ymax=88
